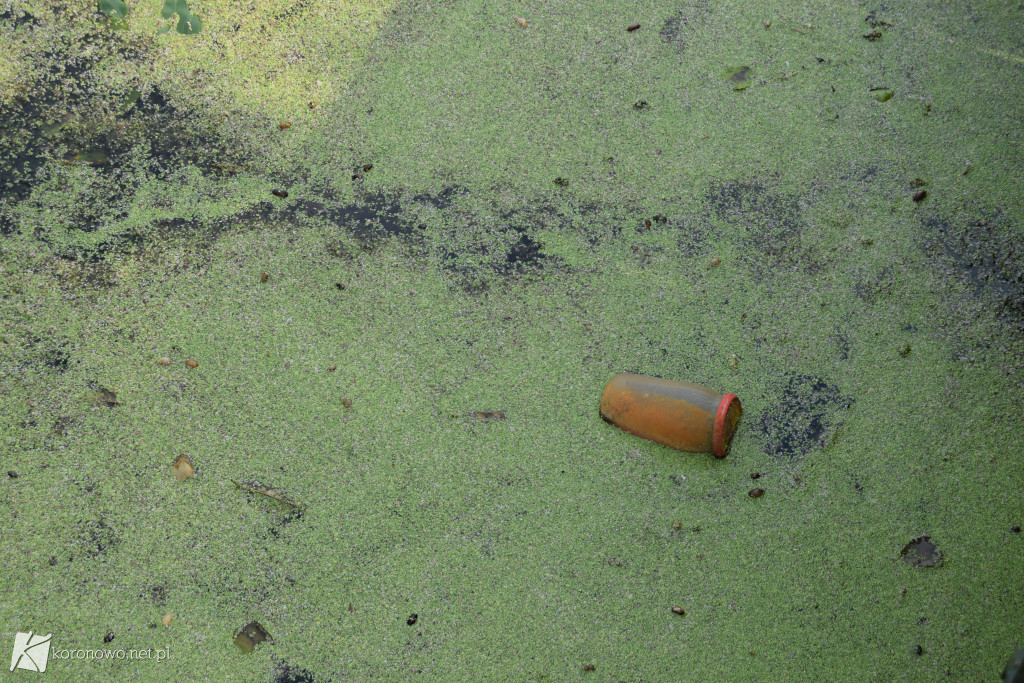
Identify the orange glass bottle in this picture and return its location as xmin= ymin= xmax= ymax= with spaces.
xmin=599 ymin=373 xmax=742 ymax=457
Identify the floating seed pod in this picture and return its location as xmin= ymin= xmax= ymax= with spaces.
xmin=279 ymin=122 xmax=291 ymax=130
xmin=157 ymin=356 xmax=172 ymax=366
xmin=749 ymin=488 xmax=764 ymax=498
xmin=185 ymin=359 xmax=199 ymax=368
xmin=515 ymin=16 xmax=528 ymax=28
xmin=626 ymin=23 xmax=641 ymax=32
xmin=272 ymin=189 xmax=289 ymax=199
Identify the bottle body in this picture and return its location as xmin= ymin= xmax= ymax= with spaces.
xmin=599 ymin=373 xmax=741 ymax=457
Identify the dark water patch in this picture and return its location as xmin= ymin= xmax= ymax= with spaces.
xmin=920 ymin=209 xmax=1024 ymax=328
xmin=77 ymin=518 xmax=119 ymax=558
xmin=0 ymin=6 xmax=40 ymax=26
xmin=705 ymin=181 xmax=815 ymax=276
xmin=851 ymin=265 xmax=895 ymax=304
xmin=503 ymin=233 xmax=545 ymax=270
xmin=41 ymin=345 xmax=71 ymax=373
xmin=672 ymin=214 xmax=711 ymax=257
xmin=901 ymin=535 xmax=943 ymax=568
xmin=274 ymin=661 xmax=319 ymax=683
xmin=660 ymin=0 xmax=711 ymax=53
xmin=755 ymin=374 xmax=851 ymax=459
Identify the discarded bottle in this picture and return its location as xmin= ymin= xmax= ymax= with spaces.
xmin=599 ymin=373 xmax=742 ymax=457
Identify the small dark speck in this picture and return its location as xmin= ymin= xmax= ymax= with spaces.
xmin=912 ymin=190 xmax=927 ymax=203
xmin=915 ymin=645 xmax=924 ymax=656
xmin=750 ymin=472 xmax=760 ymax=479
xmin=7 ymin=471 xmax=17 ymax=478
xmin=271 ymin=189 xmax=288 ymax=199
xmin=103 ymin=633 xmax=114 ymax=643
xmin=407 ymin=613 xmax=418 ymax=626
xmin=583 ymin=664 xmax=596 ymax=672
xmin=749 ymin=488 xmax=764 ymax=498
xmin=626 ymin=23 xmax=640 ymax=32
xmin=1012 ymin=525 xmax=1021 ymax=533
xmin=362 ymin=163 xmax=374 ymax=172
xmin=334 ymin=283 xmax=346 ymax=290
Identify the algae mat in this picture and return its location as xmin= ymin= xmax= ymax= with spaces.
xmin=1 ymin=0 xmax=1022 ymax=679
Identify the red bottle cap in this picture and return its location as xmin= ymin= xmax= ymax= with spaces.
xmin=712 ymin=393 xmax=742 ymax=458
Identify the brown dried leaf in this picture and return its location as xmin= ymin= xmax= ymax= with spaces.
xmin=172 ymin=454 xmax=195 ymax=481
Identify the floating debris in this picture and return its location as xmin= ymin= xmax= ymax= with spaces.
xmin=584 ymin=664 xmax=596 ymax=672
xmin=554 ymin=177 xmax=569 ymax=187
xmin=870 ymin=88 xmax=893 ymax=102
xmin=751 ymin=472 xmax=761 ymax=479
xmin=748 ymin=488 xmax=764 ymax=498
xmin=279 ymin=122 xmax=291 ymax=130
xmin=74 ymin=151 xmax=110 ymax=166
xmin=912 ymin=190 xmax=927 ymax=203
xmin=633 ymin=100 xmax=649 ymax=110
xmin=341 ymin=397 xmax=353 ymax=408
xmin=272 ymin=189 xmax=289 ymax=199
xmin=260 ymin=272 xmax=269 ymax=283
xmin=362 ymin=163 xmax=374 ymax=172
xmin=232 ymin=479 xmax=306 ymax=511
xmin=723 ymin=66 xmax=752 ymax=90
xmin=157 ymin=356 xmax=172 ymax=366
xmin=234 ymin=621 xmax=271 ymax=653
xmin=172 ymin=454 xmax=195 ymax=481
xmin=627 ymin=23 xmax=641 ymax=32
xmin=864 ymin=30 xmax=882 ymax=41
xmin=671 ymin=605 xmax=686 ymax=616
xmin=406 ymin=613 xmax=418 ymax=626
xmin=470 ymin=411 xmax=506 ymax=421
xmin=709 ymin=256 xmax=722 ymax=267
xmin=185 ymin=359 xmax=199 ymax=368
xmin=515 ymin=16 xmax=528 ymax=28
xmin=901 ymin=536 xmax=943 ymax=568
xmin=161 ymin=613 xmax=173 ymax=627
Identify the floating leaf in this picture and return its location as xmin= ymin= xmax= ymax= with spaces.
xmin=723 ymin=66 xmax=752 ymax=90
xmin=232 ymin=479 xmax=306 ymax=510
xmin=234 ymin=621 xmax=271 ymax=653
xmin=870 ymin=88 xmax=893 ymax=102
xmin=97 ymin=0 xmax=128 ymax=19
xmin=161 ymin=0 xmax=180 ymax=19
xmin=160 ymin=0 xmax=202 ymax=35
xmin=89 ymin=387 xmax=119 ymax=407
xmin=171 ymin=454 xmax=195 ymax=481
xmin=177 ymin=13 xmax=202 ymax=34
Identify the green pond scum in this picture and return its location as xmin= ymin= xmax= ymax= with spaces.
xmin=1 ymin=0 xmax=1022 ymax=679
